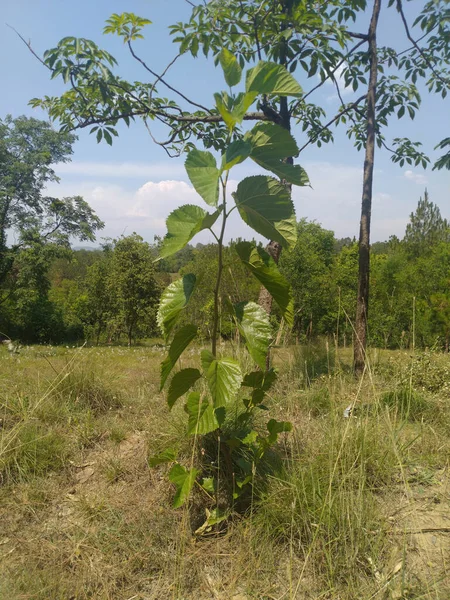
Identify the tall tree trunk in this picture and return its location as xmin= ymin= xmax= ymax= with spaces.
xmin=354 ymin=0 xmax=382 ymax=375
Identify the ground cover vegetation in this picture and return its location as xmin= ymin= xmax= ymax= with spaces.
xmin=1 ymin=344 xmax=449 ymax=599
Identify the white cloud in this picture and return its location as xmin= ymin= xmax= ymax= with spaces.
xmin=404 ymin=170 xmax=428 ymax=185
xmin=45 ymin=177 xmax=257 ymax=245
xmin=45 ymin=160 xmax=410 ymax=246
xmin=55 ymin=161 xmax=187 ymax=180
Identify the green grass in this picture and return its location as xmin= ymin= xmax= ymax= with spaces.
xmin=0 ymin=343 xmax=449 ymax=599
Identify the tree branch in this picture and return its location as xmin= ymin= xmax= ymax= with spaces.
xmin=297 ymin=95 xmax=366 ymax=154
xmin=396 ymin=0 xmax=449 ymax=87
xmin=291 ymin=37 xmax=367 ymax=114
xmin=127 ymin=41 xmax=213 ymax=114
xmin=7 ymin=24 xmax=51 ymax=71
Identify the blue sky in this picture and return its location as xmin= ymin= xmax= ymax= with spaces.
xmin=1 ymin=0 xmax=448 ymax=245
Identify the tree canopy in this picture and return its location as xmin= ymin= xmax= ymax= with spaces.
xmin=0 ymin=115 xmax=104 ymax=286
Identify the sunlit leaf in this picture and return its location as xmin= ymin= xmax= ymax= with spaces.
xmin=219 ymin=48 xmax=242 ymax=87
xmin=157 ymin=274 xmax=197 ymax=340
xmin=234 ymin=301 xmax=272 ymax=370
xmin=185 ymin=392 xmax=219 ymax=434
xmin=246 ymin=61 xmax=303 ymax=97
xmin=185 ymin=149 xmax=220 ymax=206
xmin=169 ymin=463 xmax=198 ymax=508
xmin=233 ymin=176 xmax=296 ymax=248
xmin=222 ymin=139 xmax=252 ymax=171
xmin=201 ymin=350 xmax=243 ymax=408
xmin=159 ymin=205 xmax=222 ymax=259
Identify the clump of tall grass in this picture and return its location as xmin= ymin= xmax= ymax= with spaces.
xmin=1 ymin=361 xmax=122 ymax=483
xmin=381 ymin=386 xmax=429 ymax=421
xmin=52 ymin=366 xmax=122 ymax=415
xmin=0 ymin=422 xmax=70 ymax=483
xmin=287 ymin=338 xmax=336 ymax=387
xmin=251 ymin=413 xmax=401 ymax=596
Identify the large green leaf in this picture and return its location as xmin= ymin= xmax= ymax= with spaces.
xmin=185 ymin=149 xmax=220 ymax=207
xmin=157 ymin=274 xmax=197 ymax=340
xmin=232 ymin=91 xmax=257 ymax=124
xmin=201 ymin=350 xmax=243 ymax=408
xmin=167 ymin=368 xmax=202 ymax=409
xmin=159 ymin=205 xmax=222 ymax=259
xmin=232 ymin=176 xmax=297 ymax=248
xmin=235 ymin=242 xmax=294 ymax=327
xmin=246 ymin=61 xmax=303 ymax=97
xmin=214 ymin=93 xmax=237 ymax=130
xmin=160 ymin=325 xmax=198 ymax=389
xmin=169 ymin=463 xmax=198 ymax=508
xmin=221 ymin=139 xmax=252 ymax=171
xmin=245 ymin=122 xmax=299 ymax=160
xmin=242 ymin=369 xmax=277 ymax=392
xmin=259 ymin=161 xmax=309 ymax=186
xmin=219 ymin=48 xmax=242 ymax=87
xmin=244 ymin=123 xmax=309 ymax=186
xmin=185 ymin=392 xmax=219 ymax=435
xmin=234 ymin=301 xmax=272 ymax=370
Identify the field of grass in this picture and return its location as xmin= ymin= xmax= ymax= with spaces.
xmin=1 ymin=341 xmax=449 ymax=599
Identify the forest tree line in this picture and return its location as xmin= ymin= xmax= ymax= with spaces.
xmin=1 ymin=191 xmax=448 ymax=351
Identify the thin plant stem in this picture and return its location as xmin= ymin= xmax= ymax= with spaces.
xmin=211 ymin=173 xmax=229 ymax=357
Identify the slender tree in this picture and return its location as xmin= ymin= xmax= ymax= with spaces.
xmin=353 ymin=0 xmax=381 ymax=374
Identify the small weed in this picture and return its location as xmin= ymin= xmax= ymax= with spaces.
xmin=103 ymin=458 xmax=125 ymax=483
xmin=109 ymin=425 xmax=127 ymax=444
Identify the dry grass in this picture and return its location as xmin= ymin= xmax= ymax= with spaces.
xmin=0 ymin=342 xmax=449 ymax=599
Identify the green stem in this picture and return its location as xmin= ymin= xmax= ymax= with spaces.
xmin=211 ymin=174 xmax=228 ymax=357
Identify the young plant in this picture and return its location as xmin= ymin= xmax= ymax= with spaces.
xmin=151 ymin=55 xmax=307 ymax=519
